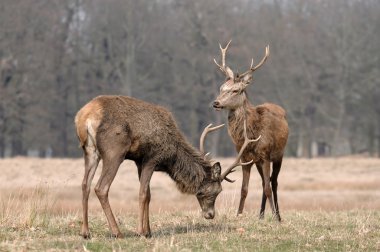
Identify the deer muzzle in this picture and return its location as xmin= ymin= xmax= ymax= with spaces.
xmin=203 ymin=209 xmax=215 ymax=219
xmin=213 ymin=101 xmax=223 ymax=111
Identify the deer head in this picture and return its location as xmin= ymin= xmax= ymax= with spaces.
xmin=196 ymin=123 xmax=224 ymax=219
xmin=195 ymin=161 xmax=222 ymax=219
xmin=196 ymin=121 xmax=260 ymax=219
xmin=212 ymin=41 xmax=269 ymax=111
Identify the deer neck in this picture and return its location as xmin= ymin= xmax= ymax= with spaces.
xmin=227 ymin=98 xmax=257 ymax=144
xmin=227 ymin=98 xmax=253 ymax=124
xmin=168 ymin=142 xmax=210 ymax=195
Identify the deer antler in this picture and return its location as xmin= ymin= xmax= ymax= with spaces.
xmin=199 ymin=123 xmax=225 ymax=158
xmin=220 ymin=120 xmax=261 ymax=182
xmin=239 ymin=45 xmax=270 ymax=80
xmin=213 ymin=40 xmax=234 ymax=79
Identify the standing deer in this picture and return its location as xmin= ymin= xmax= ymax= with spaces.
xmin=212 ymin=41 xmax=289 ymax=221
xmin=75 ymin=95 xmax=258 ymax=238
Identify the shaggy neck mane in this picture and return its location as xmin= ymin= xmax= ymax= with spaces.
xmin=167 ymin=140 xmax=212 ymax=194
xmin=227 ymin=95 xmax=259 ymax=143
xmin=228 ymin=98 xmax=251 ymax=135
xmin=228 ymin=93 xmax=253 ymax=119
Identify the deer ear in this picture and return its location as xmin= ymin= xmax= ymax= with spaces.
xmin=211 ymin=162 xmax=221 ymax=180
xmin=242 ymin=73 xmax=252 ymax=84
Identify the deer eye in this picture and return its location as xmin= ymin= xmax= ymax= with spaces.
xmin=232 ymin=90 xmax=239 ymax=93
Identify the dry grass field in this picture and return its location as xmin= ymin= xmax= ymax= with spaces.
xmin=0 ymin=157 xmax=379 ymax=251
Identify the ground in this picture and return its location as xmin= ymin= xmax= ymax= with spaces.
xmin=0 ymin=157 xmax=379 ymax=251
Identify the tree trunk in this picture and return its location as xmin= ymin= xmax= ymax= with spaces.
xmin=0 ymin=134 xmax=4 ymax=158
xmin=0 ymin=107 xmax=4 ymax=158
xmin=368 ymin=123 xmax=375 ymax=157
xmin=377 ymin=113 xmax=380 ymax=158
xmin=11 ymin=130 xmax=24 ymax=156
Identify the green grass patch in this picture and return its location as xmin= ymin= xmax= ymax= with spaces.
xmin=0 ymin=209 xmax=379 ymax=251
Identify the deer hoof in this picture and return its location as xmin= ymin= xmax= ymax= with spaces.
xmin=143 ymin=232 xmax=152 ymax=238
xmin=137 ymin=231 xmax=151 ymax=238
xmin=111 ymin=232 xmax=124 ymax=239
xmin=81 ymin=232 xmax=91 ymax=239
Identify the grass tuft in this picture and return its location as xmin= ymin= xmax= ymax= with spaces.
xmin=0 ymin=185 xmax=55 ymax=229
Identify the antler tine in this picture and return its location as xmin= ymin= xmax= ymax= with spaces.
xmin=220 ymin=40 xmax=231 ymax=69
xmin=239 ymin=45 xmax=270 ymax=79
xmin=220 ymin=120 xmax=261 ymax=182
xmin=249 ymin=58 xmax=254 ymax=69
xmin=213 ymin=58 xmax=224 ymax=73
xmin=199 ymin=123 xmax=225 ymax=156
xmin=251 ymin=45 xmax=270 ymax=71
xmin=214 ymin=40 xmax=232 ymax=76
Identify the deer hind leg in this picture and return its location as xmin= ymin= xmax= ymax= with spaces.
xmin=237 ymin=163 xmax=253 ymax=216
xmin=262 ymin=161 xmax=276 ymax=218
xmin=81 ymin=144 xmax=100 ymax=238
xmin=256 ymin=163 xmax=267 ymax=219
xmin=137 ymin=161 xmax=155 ymax=237
xmin=272 ymin=158 xmax=283 ymax=222
xmin=94 ymin=149 xmax=127 ymax=238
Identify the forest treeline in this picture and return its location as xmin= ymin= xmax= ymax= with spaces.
xmin=0 ymin=0 xmax=379 ymax=158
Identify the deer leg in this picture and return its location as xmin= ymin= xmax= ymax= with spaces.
xmin=272 ymin=158 xmax=282 ymax=222
xmin=237 ymin=163 xmax=253 ymax=216
xmin=94 ymin=155 xmax=124 ymax=238
xmin=81 ymin=147 xmax=100 ymax=239
xmin=263 ymin=161 xmax=276 ymax=217
xmin=136 ymin=162 xmax=151 ymax=236
xmin=137 ymin=162 xmax=155 ymax=237
xmin=143 ymin=186 xmax=151 ymax=234
xmin=256 ymin=162 xmax=266 ymax=219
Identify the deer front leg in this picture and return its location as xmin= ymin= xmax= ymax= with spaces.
xmin=137 ymin=164 xmax=155 ymax=237
xmin=237 ymin=163 xmax=253 ymax=216
xmin=143 ymin=186 xmax=151 ymax=233
xmin=262 ymin=161 xmax=276 ymax=217
xmin=256 ymin=162 xmax=267 ymax=219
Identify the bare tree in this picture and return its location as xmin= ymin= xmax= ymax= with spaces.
xmin=0 ymin=0 xmax=379 ymax=157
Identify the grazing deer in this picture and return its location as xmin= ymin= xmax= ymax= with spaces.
xmin=75 ymin=95 xmax=257 ymax=238
xmin=212 ymin=41 xmax=289 ymax=221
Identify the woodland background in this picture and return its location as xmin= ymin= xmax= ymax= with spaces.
xmin=0 ymin=0 xmax=379 ymax=158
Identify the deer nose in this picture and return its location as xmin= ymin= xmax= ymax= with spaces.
xmin=213 ymin=101 xmax=220 ymax=108
xmin=204 ymin=210 xmax=215 ymax=219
